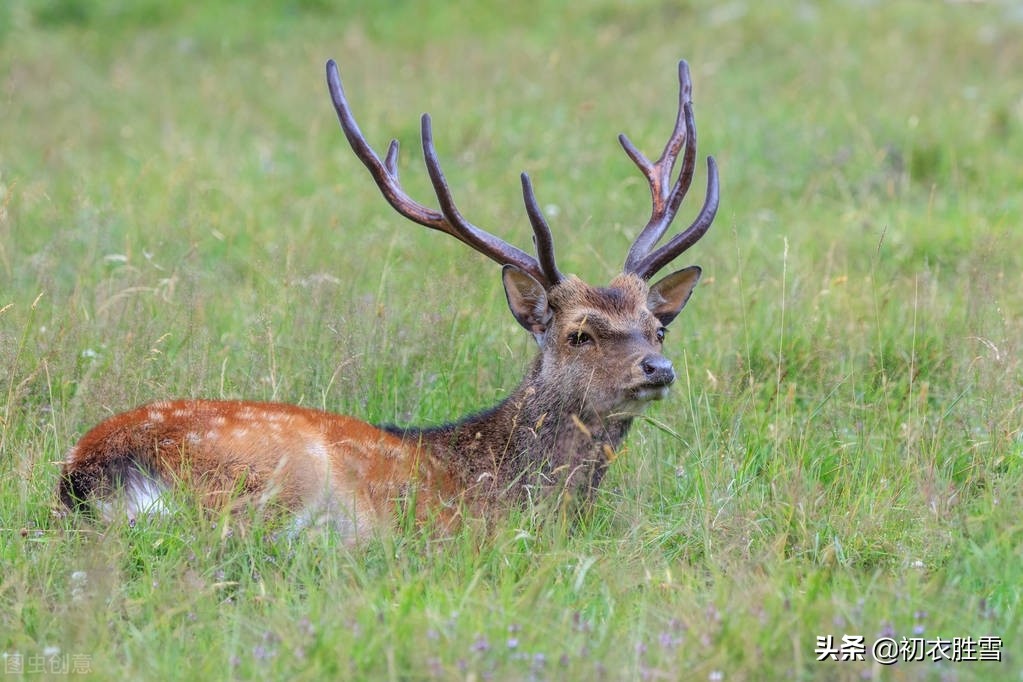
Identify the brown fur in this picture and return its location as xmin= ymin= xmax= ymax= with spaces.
xmin=60 ymin=400 xmax=463 ymax=536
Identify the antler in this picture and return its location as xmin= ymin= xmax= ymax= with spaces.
xmin=620 ymin=60 xmax=719 ymax=281
xmin=325 ymin=60 xmax=562 ymax=288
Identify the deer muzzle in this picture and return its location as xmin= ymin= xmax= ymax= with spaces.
xmin=639 ymin=354 xmax=676 ymax=388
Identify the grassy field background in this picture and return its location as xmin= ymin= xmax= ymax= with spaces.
xmin=2 ymin=0 xmax=1022 ymax=679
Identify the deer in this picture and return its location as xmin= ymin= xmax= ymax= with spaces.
xmin=57 ymin=58 xmax=719 ymax=539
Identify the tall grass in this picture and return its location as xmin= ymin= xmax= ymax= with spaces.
xmin=2 ymin=0 xmax=1022 ymax=679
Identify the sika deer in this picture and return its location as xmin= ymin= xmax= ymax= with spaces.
xmin=58 ymin=59 xmax=719 ymax=538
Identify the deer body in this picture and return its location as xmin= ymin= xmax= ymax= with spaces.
xmin=60 ymin=400 xmax=453 ymax=537
xmin=58 ymin=60 xmax=719 ymax=539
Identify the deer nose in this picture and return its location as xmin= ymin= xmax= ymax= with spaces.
xmin=640 ymin=355 xmax=675 ymax=386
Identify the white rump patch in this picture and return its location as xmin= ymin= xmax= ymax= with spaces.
xmin=94 ymin=470 xmax=169 ymax=525
xmin=126 ymin=475 xmax=167 ymax=516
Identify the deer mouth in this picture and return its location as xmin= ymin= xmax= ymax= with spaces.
xmin=608 ymin=384 xmax=671 ymax=416
xmin=624 ymin=381 xmax=673 ymax=405
xmin=631 ymin=384 xmax=671 ymax=402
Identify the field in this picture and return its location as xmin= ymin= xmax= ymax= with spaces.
xmin=2 ymin=1 xmax=1022 ymax=679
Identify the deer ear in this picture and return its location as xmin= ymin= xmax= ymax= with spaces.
xmin=502 ymin=265 xmax=552 ymax=342
xmin=647 ymin=266 xmax=701 ymax=327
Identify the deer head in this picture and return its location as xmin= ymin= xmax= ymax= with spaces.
xmin=326 ymin=59 xmax=718 ymax=423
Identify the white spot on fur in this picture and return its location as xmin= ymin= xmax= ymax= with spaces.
xmin=172 ymin=408 xmax=191 ymax=418
xmin=288 ymin=493 xmax=367 ymax=542
xmin=64 ymin=445 xmax=79 ymax=463
xmin=147 ymin=409 xmax=166 ymax=423
xmin=212 ymin=415 xmax=227 ymax=426
xmin=185 ymin=431 xmax=201 ymax=445
xmin=306 ymin=441 xmax=328 ymax=462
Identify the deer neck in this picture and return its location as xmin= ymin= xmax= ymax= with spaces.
xmin=386 ymin=357 xmax=633 ymax=506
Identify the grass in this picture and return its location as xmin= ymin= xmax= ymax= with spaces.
xmin=2 ymin=0 xmax=1023 ymax=679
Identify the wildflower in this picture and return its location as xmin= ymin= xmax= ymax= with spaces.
xmin=471 ymin=635 xmax=490 ymax=653
xmin=659 ymin=631 xmax=682 ymax=650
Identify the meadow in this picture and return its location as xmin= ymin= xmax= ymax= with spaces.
xmin=2 ymin=0 xmax=1022 ymax=679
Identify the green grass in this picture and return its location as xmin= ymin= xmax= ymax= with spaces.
xmin=3 ymin=0 xmax=1023 ymax=679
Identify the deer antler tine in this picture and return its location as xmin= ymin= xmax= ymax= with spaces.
xmin=618 ymin=133 xmax=653 ymax=173
xmin=665 ymin=101 xmax=698 ymax=215
xmin=634 ymin=156 xmax=719 ymax=280
xmin=420 ymin=113 xmax=468 ymax=233
xmin=384 ymin=139 xmax=400 ymax=177
xmin=326 ymin=60 xmax=383 ymax=170
xmin=653 ymin=61 xmax=691 ymax=173
xmin=521 ymin=173 xmax=563 ymax=286
xmin=675 ymin=59 xmax=693 ymax=125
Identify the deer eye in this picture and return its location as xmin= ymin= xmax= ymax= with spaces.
xmin=655 ymin=327 xmax=667 ymax=343
xmin=566 ymin=331 xmax=593 ymax=347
